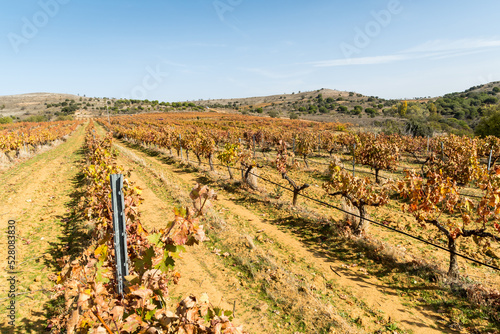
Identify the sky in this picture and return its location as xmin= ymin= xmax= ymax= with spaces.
xmin=1 ymin=0 xmax=500 ymax=101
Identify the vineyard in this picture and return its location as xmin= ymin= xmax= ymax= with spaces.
xmin=0 ymin=120 xmax=82 ymax=165
xmin=0 ymin=113 xmax=499 ymax=333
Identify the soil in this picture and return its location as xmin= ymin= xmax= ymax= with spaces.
xmin=110 ymin=138 xmax=458 ymax=334
xmin=1 ymin=122 xmax=498 ymax=333
xmin=0 ymin=125 xmax=85 ymax=333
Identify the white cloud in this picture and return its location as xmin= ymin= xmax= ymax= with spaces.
xmin=402 ymin=38 xmax=500 ymax=54
xmin=309 ymin=38 xmax=500 ymax=68
xmin=311 ymin=54 xmax=407 ymax=67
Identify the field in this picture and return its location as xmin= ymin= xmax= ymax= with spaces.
xmin=0 ymin=113 xmax=499 ymax=334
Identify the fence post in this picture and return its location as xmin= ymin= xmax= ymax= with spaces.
xmin=488 ymin=149 xmax=493 ymax=171
xmin=179 ymin=134 xmax=183 ymax=160
xmin=352 ymin=143 xmax=356 ymax=177
xmin=441 ymin=142 xmax=444 ymax=161
xmin=253 ymin=135 xmax=256 ymax=158
xmin=110 ymin=174 xmax=129 ymax=296
xmin=426 ymin=136 xmax=430 ymax=154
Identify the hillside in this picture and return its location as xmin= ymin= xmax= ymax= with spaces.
xmin=2 ymin=82 xmax=500 ymax=136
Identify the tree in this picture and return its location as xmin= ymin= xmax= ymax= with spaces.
xmin=323 ymin=158 xmax=389 ymax=235
xmin=483 ymin=96 xmax=498 ymax=104
xmin=398 ymin=100 xmax=408 ymax=117
xmin=217 ymin=143 xmax=240 ymax=179
xmin=337 ymin=105 xmax=348 ymax=113
xmin=397 ymin=169 xmax=500 ymax=278
xmin=475 ymin=110 xmax=500 ymax=137
xmin=355 ymin=133 xmax=399 ymax=183
xmin=276 ymin=140 xmax=309 ymax=206
xmin=427 ymin=102 xmax=437 ymax=113
xmin=296 ymin=132 xmax=315 ymax=168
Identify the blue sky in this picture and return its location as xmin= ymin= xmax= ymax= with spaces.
xmin=1 ymin=0 xmax=499 ymax=101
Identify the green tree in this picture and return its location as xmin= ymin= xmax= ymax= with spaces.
xmin=475 ymin=110 xmax=500 ymax=137
xmin=398 ymin=100 xmax=408 ymax=117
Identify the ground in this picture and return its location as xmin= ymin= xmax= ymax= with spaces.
xmin=0 ymin=122 xmax=498 ymax=333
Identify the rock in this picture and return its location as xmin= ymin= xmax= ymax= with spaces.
xmin=259 ymin=303 xmax=269 ymax=312
xmin=244 ymin=235 xmax=255 ymax=249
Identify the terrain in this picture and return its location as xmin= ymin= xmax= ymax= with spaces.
xmin=2 ymin=81 xmax=500 ymax=136
xmin=1 ymin=115 xmax=499 ymax=333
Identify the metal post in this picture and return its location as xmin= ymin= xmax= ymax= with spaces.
xmin=441 ymin=142 xmax=444 ymax=161
xmin=253 ymin=135 xmax=256 ymax=158
xmin=179 ymin=134 xmax=183 ymax=160
xmin=352 ymin=143 xmax=356 ymax=177
xmin=488 ymin=149 xmax=493 ymax=171
xmin=110 ymin=174 xmax=129 ymax=296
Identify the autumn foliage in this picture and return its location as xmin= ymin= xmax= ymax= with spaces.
xmin=49 ymin=122 xmax=245 ymax=334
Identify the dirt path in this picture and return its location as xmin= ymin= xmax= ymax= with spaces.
xmin=113 ymin=139 xmax=453 ymax=334
xmin=115 ymin=149 xmax=276 ymax=333
xmin=0 ymin=125 xmax=86 ymax=333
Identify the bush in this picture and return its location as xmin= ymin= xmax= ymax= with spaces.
xmin=55 ymin=115 xmax=74 ymax=121
xmin=268 ymin=110 xmax=279 ymax=118
xmin=337 ymin=105 xmax=348 ymax=112
xmin=483 ymin=96 xmax=498 ymax=104
xmin=289 ymin=113 xmax=299 ymax=120
xmin=365 ymin=108 xmax=377 ymax=116
xmin=404 ymin=119 xmax=433 ymax=137
xmin=475 ymin=111 xmax=500 ymax=137
xmin=0 ymin=116 xmax=13 ymax=124
xmin=24 ymin=115 xmax=48 ymax=122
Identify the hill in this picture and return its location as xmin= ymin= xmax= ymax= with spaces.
xmin=2 ymin=82 xmax=500 ymax=136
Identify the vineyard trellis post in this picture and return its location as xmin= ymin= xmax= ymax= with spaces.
xmin=488 ymin=149 xmax=493 ymax=171
xmin=352 ymin=143 xmax=356 ymax=177
xmin=238 ymin=138 xmax=244 ymax=179
xmin=426 ymin=136 xmax=430 ymax=154
xmin=179 ymin=134 xmax=183 ymax=160
xmin=253 ymin=135 xmax=256 ymax=158
xmin=441 ymin=142 xmax=444 ymax=161
xmin=110 ymin=174 xmax=129 ymax=296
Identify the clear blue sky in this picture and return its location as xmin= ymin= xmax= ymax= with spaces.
xmin=1 ymin=0 xmax=499 ymax=101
